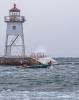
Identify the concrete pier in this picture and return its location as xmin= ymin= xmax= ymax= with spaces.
xmin=0 ymin=56 xmax=40 ymax=66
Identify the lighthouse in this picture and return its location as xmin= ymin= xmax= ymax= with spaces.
xmin=4 ymin=4 xmax=25 ymax=57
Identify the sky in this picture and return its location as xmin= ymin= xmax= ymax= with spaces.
xmin=0 ymin=0 xmax=79 ymax=57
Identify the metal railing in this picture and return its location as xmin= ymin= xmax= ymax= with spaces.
xmin=4 ymin=16 xmax=25 ymax=22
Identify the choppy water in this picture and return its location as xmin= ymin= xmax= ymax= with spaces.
xmin=0 ymin=58 xmax=79 ymax=100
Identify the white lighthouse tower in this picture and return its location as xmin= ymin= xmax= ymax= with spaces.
xmin=4 ymin=4 xmax=25 ymax=57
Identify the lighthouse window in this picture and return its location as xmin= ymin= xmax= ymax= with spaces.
xmin=13 ymin=26 xmax=16 ymax=30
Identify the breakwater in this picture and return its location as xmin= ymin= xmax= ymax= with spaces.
xmin=0 ymin=56 xmax=40 ymax=66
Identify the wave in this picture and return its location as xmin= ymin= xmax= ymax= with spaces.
xmin=0 ymin=90 xmax=79 ymax=100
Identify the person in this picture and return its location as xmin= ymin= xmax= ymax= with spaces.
xmin=48 ymin=61 xmax=52 ymax=65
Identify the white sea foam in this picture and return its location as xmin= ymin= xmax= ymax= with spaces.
xmin=0 ymin=91 xmax=79 ymax=100
xmin=0 ymin=90 xmax=30 ymax=100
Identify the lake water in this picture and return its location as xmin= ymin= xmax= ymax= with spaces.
xmin=0 ymin=58 xmax=79 ymax=100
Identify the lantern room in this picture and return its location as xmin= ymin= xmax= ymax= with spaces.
xmin=5 ymin=4 xmax=25 ymax=22
xmin=9 ymin=4 xmax=20 ymax=17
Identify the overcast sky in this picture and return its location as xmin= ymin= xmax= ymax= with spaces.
xmin=0 ymin=0 xmax=79 ymax=57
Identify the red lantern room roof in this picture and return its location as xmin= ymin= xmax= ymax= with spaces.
xmin=9 ymin=4 xmax=20 ymax=12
